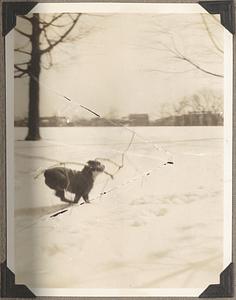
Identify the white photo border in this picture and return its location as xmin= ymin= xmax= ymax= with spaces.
xmin=6 ymin=2 xmax=233 ymax=297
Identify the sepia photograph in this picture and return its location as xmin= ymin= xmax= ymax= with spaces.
xmin=6 ymin=2 xmax=232 ymax=297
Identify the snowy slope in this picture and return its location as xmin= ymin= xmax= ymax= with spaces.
xmin=14 ymin=127 xmax=224 ymax=291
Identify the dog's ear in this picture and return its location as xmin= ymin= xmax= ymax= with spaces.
xmin=86 ymin=161 xmax=98 ymax=169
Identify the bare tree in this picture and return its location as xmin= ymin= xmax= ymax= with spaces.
xmin=200 ymin=14 xmax=223 ymax=55
xmin=15 ymin=13 xmax=81 ymax=140
xmin=190 ymin=89 xmax=223 ymax=114
xmin=145 ymin=14 xmax=224 ymax=78
xmin=171 ymin=89 xmax=223 ymax=115
xmin=159 ymin=102 xmax=175 ymax=118
xmin=159 ymin=89 xmax=223 ymax=125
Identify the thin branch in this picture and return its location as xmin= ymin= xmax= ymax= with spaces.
xmin=40 ymin=19 xmax=73 ymax=28
xmin=15 ymin=61 xmax=30 ymax=66
xmin=15 ymin=28 xmax=31 ymax=39
xmin=14 ymin=64 xmax=29 ymax=78
xmin=14 ymin=73 xmax=29 ymax=78
xmin=40 ymin=27 xmax=54 ymax=68
xmin=67 ymin=13 xmax=76 ymax=22
xmin=169 ymin=35 xmax=184 ymax=57
xmin=14 ymin=48 xmax=31 ymax=55
xmin=18 ymin=15 xmax=33 ymax=23
xmin=14 ymin=39 xmax=31 ymax=51
xmin=40 ymin=14 xmax=81 ymax=54
xmin=41 ymin=27 xmax=53 ymax=48
xmin=47 ymin=50 xmax=53 ymax=67
xmin=14 ymin=64 xmax=29 ymax=73
xmin=41 ymin=51 xmax=53 ymax=70
xmin=152 ymin=33 xmax=223 ymax=78
xmin=177 ymin=55 xmax=223 ymax=78
xmin=40 ymin=13 xmax=65 ymax=30
xmin=144 ymin=68 xmax=195 ymax=74
xmin=201 ymin=14 xmax=223 ymax=54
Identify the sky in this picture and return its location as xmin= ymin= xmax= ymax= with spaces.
xmin=14 ymin=12 xmax=224 ymax=120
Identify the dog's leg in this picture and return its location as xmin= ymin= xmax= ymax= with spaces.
xmin=60 ymin=198 xmax=74 ymax=204
xmin=74 ymin=192 xmax=83 ymax=204
xmin=55 ymin=189 xmax=66 ymax=201
xmin=82 ymin=194 xmax=90 ymax=203
xmin=55 ymin=189 xmax=75 ymax=203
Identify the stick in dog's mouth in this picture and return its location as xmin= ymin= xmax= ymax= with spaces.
xmin=89 ymin=160 xmax=113 ymax=179
xmin=103 ymin=170 xmax=114 ymax=179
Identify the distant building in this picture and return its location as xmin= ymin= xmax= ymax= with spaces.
xmin=90 ymin=117 xmax=127 ymax=126
xmin=128 ymin=114 xmax=149 ymax=126
xmin=187 ymin=111 xmax=223 ymax=126
xmin=14 ymin=111 xmax=223 ymax=128
xmin=40 ymin=116 xmax=68 ymax=127
xmin=154 ymin=111 xmax=223 ymax=126
xmin=15 ymin=117 xmax=69 ymax=127
xmin=73 ymin=118 xmax=90 ymax=126
xmin=90 ymin=118 xmax=111 ymax=126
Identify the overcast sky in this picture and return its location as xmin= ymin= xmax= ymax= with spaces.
xmin=14 ymin=13 xmax=224 ymax=120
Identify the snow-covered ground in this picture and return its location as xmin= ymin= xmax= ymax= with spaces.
xmin=14 ymin=126 xmax=224 ymax=292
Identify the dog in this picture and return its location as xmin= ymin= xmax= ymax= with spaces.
xmin=44 ymin=160 xmax=105 ymax=203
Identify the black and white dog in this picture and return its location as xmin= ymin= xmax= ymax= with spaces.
xmin=44 ymin=160 xmax=105 ymax=203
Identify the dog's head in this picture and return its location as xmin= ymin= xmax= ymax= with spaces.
xmin=86 ymin=160 xmax=105 ymax=173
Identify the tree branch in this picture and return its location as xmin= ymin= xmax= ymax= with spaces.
xmin=14 ymin=64 xmax=28 ymax=73
xmin=15 ymin=28 xmax=31 ymax=39
xmin=14 ymin=40 xmax=31 ymax=51
xmin=201 ymin=14 xmax=223 ymax=54
xmin=41 ymin=27 xmax=53 ymax=48
xmin=14 ymin=64 xmax=29 ymax=78
xmin=40 ymin=13 xmax=65 ymax=30
xmin=153 ymin=33 xmax=224 ymax=78
xmin=144 ymin=68 xmax=195 ymax=74
xmin=18 ymin=15 xmax=33 ymax=23
xmin=15 ymin=61 xmax=30 ymax=66
xmin=40 ymin=14 xmax=81 ymax=54
xmin=14 ymin=48 xmax=31 ymax=55
xmin=41 ymin=51 xmax=53 ymax=70
xmin=14 ymin=73 xmax=29 ymax=78
xmin=177 ymin=55 xmax=223 ymax=78
xmin=40 ymin=27 xmax=54 ymax=68
xmin=40 ymin=19 xmax=72 ymax=28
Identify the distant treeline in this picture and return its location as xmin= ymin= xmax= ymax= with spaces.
xmin=15 ymin=112 xmax=223 ymax=127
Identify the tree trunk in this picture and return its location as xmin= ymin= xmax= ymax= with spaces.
xmin=25 ymin=14 xmax=41 ymax=141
